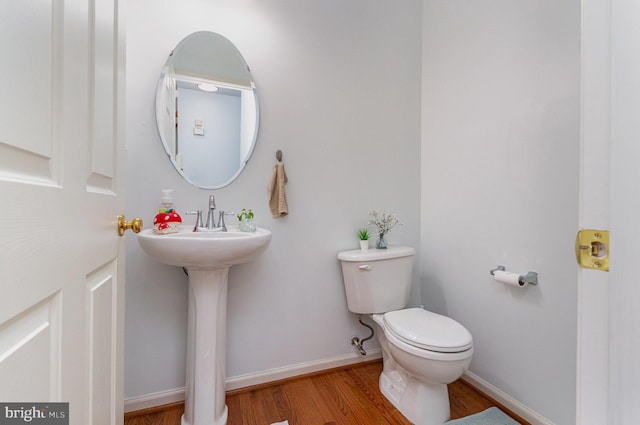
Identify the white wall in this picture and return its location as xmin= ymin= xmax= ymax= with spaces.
xmin=125 ymin=0 xmax=422 ymax=401
xmin=421 ymin=1 xmax=580 ymax=424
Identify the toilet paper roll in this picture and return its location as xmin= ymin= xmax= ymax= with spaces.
xmin=493 ymin=270 xmax=525 ymax=287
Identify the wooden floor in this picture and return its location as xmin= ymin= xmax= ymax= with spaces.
xmin=125 ymin=360 xmax=528 ymax=425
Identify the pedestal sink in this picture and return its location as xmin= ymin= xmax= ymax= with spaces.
xmin=137 ymin=225 xmax=272 ymax=425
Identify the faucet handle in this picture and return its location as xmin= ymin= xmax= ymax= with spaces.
xmin=185 ymin=210 xmax=203 ymax=231
xmin=217 ymin=211 xmax=236 ymax=231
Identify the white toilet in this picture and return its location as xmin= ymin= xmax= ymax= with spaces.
xmin=338 ymin=246 xmax=473 ymax=425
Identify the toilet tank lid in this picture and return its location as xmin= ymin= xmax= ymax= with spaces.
xmin=384 ymin=308 xmax=473 ymax=352
xmin=337 ymin=246 xmax=415 ymax=262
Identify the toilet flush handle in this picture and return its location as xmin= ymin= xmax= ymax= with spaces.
xmin=358 ymin=265 xmax=372 ymax=271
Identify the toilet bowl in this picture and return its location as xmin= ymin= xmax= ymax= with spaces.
xmin=373 ymin=309 xmax=473 ymax=425
xmin=338 ymin=247 xmax=474 ymax=425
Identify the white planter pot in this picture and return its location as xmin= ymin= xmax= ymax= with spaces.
xmin=359 ymin=240 xmax=369 ymax=250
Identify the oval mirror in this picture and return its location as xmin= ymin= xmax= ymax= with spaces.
xmin=155 ymin=31 xmax=259 ymax=189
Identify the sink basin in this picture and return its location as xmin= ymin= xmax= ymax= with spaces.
xmin=137 ymin=224 xmax=271 ymax=269
xmin=136 ymin=223 xmax=271 ymax=425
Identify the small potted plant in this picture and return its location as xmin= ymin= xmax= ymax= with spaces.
xmin=357 ymin=228 xmax=371 ymax=250
xmin=237 ymin=208 xmax=256 ymax=232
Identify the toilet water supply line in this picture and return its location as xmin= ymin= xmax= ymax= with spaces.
xmin=351 ymin=315 xmax=375 ymax=356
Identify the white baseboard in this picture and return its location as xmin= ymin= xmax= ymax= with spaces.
xmin=124 ymin=387 xmax=185 ymax=413
xmin=126 ymin=352 xmax=552 ymax=423
xmin=124 ymin=349 xmax=382 ymax=413
xmin=461 ymin=371 xmax=553 ymax=425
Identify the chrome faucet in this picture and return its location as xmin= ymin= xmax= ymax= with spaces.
xmin=187 ymin=195 xmax=233 ymax=232
xmin=205 ymin=195 xmax=217 ymax=229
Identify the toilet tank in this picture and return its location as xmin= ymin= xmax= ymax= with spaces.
xmin=337 ymin=246 xmax=415 ymax=314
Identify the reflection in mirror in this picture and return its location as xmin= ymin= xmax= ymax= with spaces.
xmin=155 ymin=32 xmax=259 ymax=189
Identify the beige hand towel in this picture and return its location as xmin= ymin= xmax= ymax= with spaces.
xmin=269 ymin=162 xmax=288 ymax=217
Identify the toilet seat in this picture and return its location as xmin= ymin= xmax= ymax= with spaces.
xmin=383 ymin=308 xmax=473 ymax=353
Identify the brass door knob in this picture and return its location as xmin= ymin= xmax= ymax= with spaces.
xmin=117 ymin=215 xmax=143 ymax=236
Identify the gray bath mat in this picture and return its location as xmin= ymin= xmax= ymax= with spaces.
xmin=446 ymin=407 xmax=520 ymax=425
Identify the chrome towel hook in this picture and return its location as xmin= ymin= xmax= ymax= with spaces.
xmin=276 ymin=150 xmax=282 ymax=162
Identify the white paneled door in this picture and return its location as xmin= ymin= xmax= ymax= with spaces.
xmin=577 ymin=0 xmax=611 ymax=423
xmin=580 ymin=0 xmax=640 ymax=423
xmin=0 ymin=1 xmax=126 ymax=425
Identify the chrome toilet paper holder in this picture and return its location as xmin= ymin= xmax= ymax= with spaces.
xmin=490 ymin=265 xmax=538 ymax=286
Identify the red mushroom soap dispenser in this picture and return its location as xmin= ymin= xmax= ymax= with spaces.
xmin=153 ymin=189 xmax=182 ymax=234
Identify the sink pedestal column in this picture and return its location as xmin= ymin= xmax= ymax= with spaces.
xmin=181 ymin=268 xmax=229 ymax=425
